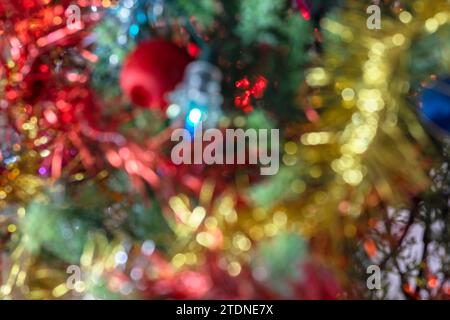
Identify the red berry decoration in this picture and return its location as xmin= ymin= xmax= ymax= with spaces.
xmin=120 ymin=39 xmax=192 ymax=111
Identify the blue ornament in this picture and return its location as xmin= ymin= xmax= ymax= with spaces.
xmin=419 ymin=77 xmax=450 ymax=139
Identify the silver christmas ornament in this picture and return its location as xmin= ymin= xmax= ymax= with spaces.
xmin=169 ymin=61 xmax=223 ymax=131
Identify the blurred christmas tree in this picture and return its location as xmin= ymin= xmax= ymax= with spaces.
xmin=0 ymin=0 xmax=449 ymax=300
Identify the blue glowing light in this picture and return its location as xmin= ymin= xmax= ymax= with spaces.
xmin=187 ymin=108 xmax=203 ymax=125
xmin=129 ymin=24 xmax=140 ymax=37
xmin=185 ymin=106 xmax=207 ymax=135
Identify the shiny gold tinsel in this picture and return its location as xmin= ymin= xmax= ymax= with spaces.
xmin=2 ymin=0 xmax=450 ymax=299
xmin=152 ymin=0 xmax=450 ymax=283
xmin=280 ymin=0 xmax=449 ymax=269
xmin=168 ymin=0 xmax=450 ymax=279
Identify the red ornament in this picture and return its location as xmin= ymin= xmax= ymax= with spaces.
xmin=120 ymin=39 xmax=192 ymax=111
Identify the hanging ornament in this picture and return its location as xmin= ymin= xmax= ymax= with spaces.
xmin=419 ymin=77 xmax=450 ymax=141
xmin=168 ymin=61 xmax=223 ymax=132
xmin=120 ymin=39 xmax=192 ymax=111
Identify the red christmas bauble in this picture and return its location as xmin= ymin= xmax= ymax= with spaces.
xmin=120 ymin=39 xmax=192 ymax=110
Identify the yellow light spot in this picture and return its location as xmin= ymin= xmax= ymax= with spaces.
xmin=249 ymin=226 xmax=264 ymax=240
xmin=7 ymin=60 xmax=15 ymax=68
xmin=399 ymin=11 xmax=412 ymax=24
xmin=343 ymin=169 xmax=363 ymax=185
xmin=224 ymin=210 xmax=238 ymax=224
xmin=204 ymin=217 xmax=218 ymax=229
xmin=196 ymin=232 xmax=215 ymax=248
xmin=16 ymin=271 xmax=26 ymax=286
xmin=233 ymin=234 xmax=251 ymax=251
xmin=320 ymin=18 xmax=353 ymax=42
xmin=284 ymin=141 xmax=298 ymax=155
xmin=264 ymin=223 xmax=278 ymax=237
xmin=98 ymin=170 xmax=109 ymax=179
xmin=1 ymin=285 xmax=12 ymax=296
xmin=291 ymin=180 xmax=306 ymax=194
xmin=52 ymin=284 xmax=69 ymax=298
xmin=282 ymin=154 xmax=297 ymax=166
xmin=74 ymin=173 xmax=84 ymax=181
xmin=371 ymin=42 xmax=385 ymax=55
xmin=40 ymin=149 xmax=50 ymax=158
xmin=309 ymin=166 xmax=322 ymax=178
xmin=350 ymin=139 xmax=369 ymax=154
xmin=392 ymin=33 xmax=405 ymax=46
xmin=17 ymin=207 xmax=26 ymax=218
xmin=425 ymin=18 xmax=439 ymax=33
xmin=10 ymin=265 xmax=20 ymax=276
xmin=185 ymin=253 xmax=197 ymax=265
xmin=301 ymin=132 xmax=332 ymax=146
xmin=227 ymin=262 xmax=241 ymax=277
xmin=0 ymin=191 xmax=6 ymax=200
xmin=188 ymin=207 xmax=206 ymax=229
xmin=7 ymin=224 xmax=16 ymax=233
xmin=172 ymin=253 xmax=186 ymax=268
xmin=306 ymin=68 xmax=329 ymax=87
xmin=341 ymin=88 xmax=355 ymax=101
xmin=273 ymin=211 xmax=287 ymax=226
xmin=435 ymin=12 xmax=448 ymax=25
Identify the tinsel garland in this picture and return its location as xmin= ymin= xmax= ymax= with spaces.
xmin=1 ymin=0 xmax=449 ymax=299
xmin=249 ymin=0 xmax=450 ymax=286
